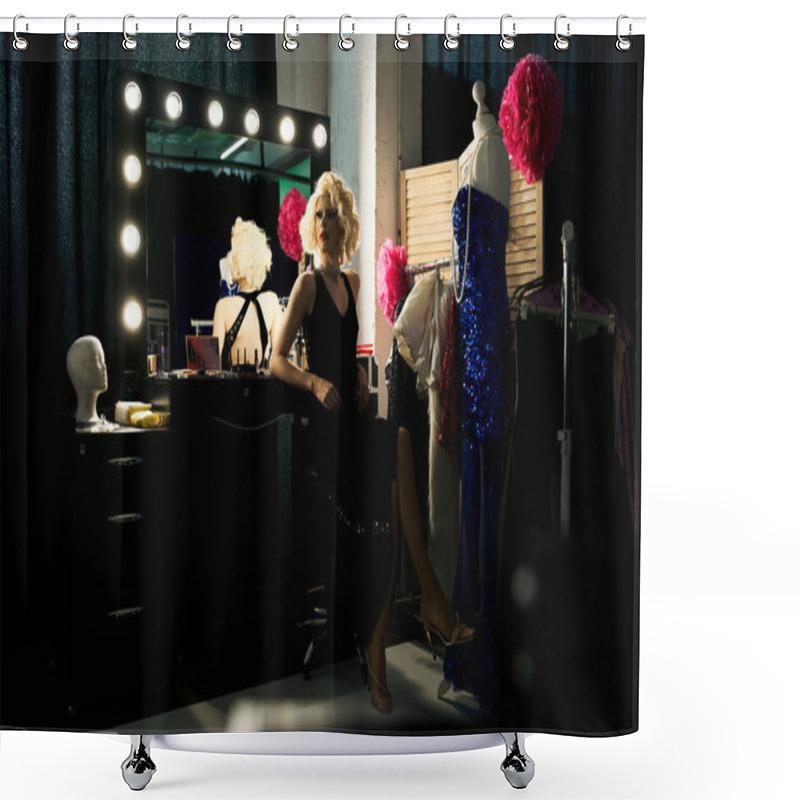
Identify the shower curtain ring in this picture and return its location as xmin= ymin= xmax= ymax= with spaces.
xmin=394 ymin=15 xmax=410 ymax=51
xmin=443 ymin=14 xmax=460 ymax=51
xmin=554 ymin=14 xmax=570 ymax=51
xmin=64 ymin=14 xmax=80 ymax=51
xmin=339 ymin=15 xmax=355 ymax=51
xmin=616 ymin=15 xmax=632 ymax=51
xmin=12 ymin=15 xmax=29 ymax=51
xmin=122 ymin=15 xmax=138 ymax=51
xmin=176 ymin=14 xmax=191 ymax=50
xmin=283 ymin=16 xmax=299 ymax=52
xmin=500 ymin=14 xmax=516 ymax=50
xmin=227 ymin=15 xmax=242 ymax=51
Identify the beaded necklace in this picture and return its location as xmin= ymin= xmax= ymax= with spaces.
xmin=452 ymin=127 xmax=496 ymax=305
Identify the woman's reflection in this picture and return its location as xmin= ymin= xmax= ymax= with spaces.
xmin=212 ymin=218 xmax=281 ymax=369
xmin=270 ymin=172 xmax=473 ymax=715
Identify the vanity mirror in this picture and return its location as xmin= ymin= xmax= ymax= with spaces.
xmin=113 ymin=72 xmax=330 ymax=383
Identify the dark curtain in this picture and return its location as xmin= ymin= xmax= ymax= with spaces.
xmin=0 ymin=33 xmax=276 ymax=723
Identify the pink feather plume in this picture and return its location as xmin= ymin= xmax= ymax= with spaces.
xmin=376 ymin=238 xmax=410 ymax=324
xmin=278 ymin=188 xmax=308 ymax=262
xmin=499 ymin=53 xmax=564 ymax=184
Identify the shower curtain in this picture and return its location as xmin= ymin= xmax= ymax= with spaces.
xmin=1 ymin=24 xmax=643 ymax=741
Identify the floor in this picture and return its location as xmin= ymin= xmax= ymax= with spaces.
xmin=118 ymin=640 xmax=486 ymax=734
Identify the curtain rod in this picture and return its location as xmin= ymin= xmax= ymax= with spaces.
xmin=0 ymin=16 xmax=646 ymax=37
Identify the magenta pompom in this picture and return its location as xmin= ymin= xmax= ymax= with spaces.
xmin=377 ymin=238 xmax=410 ymax=324
xmin=499 ymin=53 xmax=564 ymax=184
xmin=278 ymin=188 xmax=308 ymax=262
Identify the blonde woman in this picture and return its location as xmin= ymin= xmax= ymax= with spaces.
xmin=270 ymin=172 xmax=472 ymax=715
xmin=212 ymin=218 xmax=281 ymax=369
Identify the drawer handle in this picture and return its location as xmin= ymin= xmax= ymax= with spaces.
xmin=108 ymin=606 xmax=143 ymax=620
xmin=108 ymin=456 xmax=144 ymax=467
xmin=107 ymin=513 xmax=143 ymax=524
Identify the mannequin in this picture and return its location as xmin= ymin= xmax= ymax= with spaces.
xmin=66 ymin=335 xmax=109 ymax=425
xmin=444 ymin=81 xmax=512 ymax=710
xmin=458 ymin=81 xmax=510 ymax=208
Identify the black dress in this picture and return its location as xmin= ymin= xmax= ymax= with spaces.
xmin=302 ymin=270 xmax=397 ymax=644
xmin=220 ymin=291 xmax=270 ymax=369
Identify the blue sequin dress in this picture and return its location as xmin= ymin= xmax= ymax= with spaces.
xmin=444 ymin=185 xmax=510 ymax=711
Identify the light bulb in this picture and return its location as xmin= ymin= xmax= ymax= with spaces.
xmin=279 ymin=116 xmax=296 ymax=144
xmin=165 ymin=91 xmax=183 ymax=120
xmin=121 ymin=223 xmax=141 ymax=255
xmin=123 ymin=154 xmax=142 ymax=186
xmin=122 ymin=300 xmax=143 ymax=331
xmin=124 ymin=81 xmax=142 ymax=111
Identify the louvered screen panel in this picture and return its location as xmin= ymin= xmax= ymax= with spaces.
xmin=506 ymin=167 xmax=544 ymax=296
xmin=401 ymin=160 xmax=544 ymax=296
xmin=401 ymin=160 xmax=458 ymax=273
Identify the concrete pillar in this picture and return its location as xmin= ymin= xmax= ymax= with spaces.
xmin=275 ymin=35 xmax=423 ymax=417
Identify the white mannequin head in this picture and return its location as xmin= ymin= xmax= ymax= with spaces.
xmin=66 ymin=335 xmax=108 ymax=423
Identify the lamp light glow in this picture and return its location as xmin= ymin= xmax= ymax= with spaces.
xmin=165 ymin=91 xmax=183 ymax=120
xmin=123 ymin=154 xmax=142 ymax=186
xmin=122 ymin=300 xmax=143 ymax=331
xmin=279 ymin=115 xmax=296 ymax=144
xmin=244 ymin=108 xmax=260 ymax=136
xmin=121 ymin=223 xmax=141 ymax=255
xmin=124 ymin=81 xmax=142 ymax=111
xmin=220 ymin=136 xmax=248 ymax=161
xmin=313 ymin=123 xmax=328 ymax=149
xmin=208 ymin=100 xmax=224 ymax=128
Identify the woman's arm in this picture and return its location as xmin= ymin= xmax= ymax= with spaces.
xmin=269 ymin=273 xmax=342 ymax=410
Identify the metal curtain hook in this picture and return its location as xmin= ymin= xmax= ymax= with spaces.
xmin=500 ymin=14 xmax=516 ymax=51
xmin=554 ymin=14 xmax=570 ymax=51
xmin=227 ymin=15 xmax=242 ymax=51
xmin=176 ymin=14 xmax=191 ymax=50
xmin=122 ymin=15 xmax=138 ymax=51
xmin=616 ymin=15 xmax=632 ymax=51
xmin=443 ymin=14 xmax=460 ymax=51
xmin=339 ymin=15 xmax=355 ymax=51
xmin=12 ymin=15 xmax=29 ymax=51
xmin=64 ymin=13 xmax=80 ymax=51
xmin=283 ymin=15 xmax=299 ymax=52
xmin=394 ymin=15 xmax=410 ymax=50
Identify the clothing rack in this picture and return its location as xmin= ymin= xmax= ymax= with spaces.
xmin=406 ymin=257 xmax=451 ymax=276
xmin=514 ymin=220 xmax=617 ymax=542
xmin=518 ymin=300 xmax=616 ymax=336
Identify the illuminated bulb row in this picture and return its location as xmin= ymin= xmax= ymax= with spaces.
xmin=124 ymin=80 xmax=326 ymax=147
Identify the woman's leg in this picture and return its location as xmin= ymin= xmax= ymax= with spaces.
xmin=395 ymin=426 xmax=472 ymax=643
xmin=366 ymin=479 xmax=399 ymax=713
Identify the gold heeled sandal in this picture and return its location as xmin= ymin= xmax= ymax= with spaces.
xmin=364 ymin=648 xmax=393 ymax=715
xmin=421 ymin=614 xmax=474 ymax=661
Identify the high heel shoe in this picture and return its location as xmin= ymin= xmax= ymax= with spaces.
xmin=421 ymin=614 xmax=474 ymax=661
xmin=364 ymin=647 xmax=393 ymax=715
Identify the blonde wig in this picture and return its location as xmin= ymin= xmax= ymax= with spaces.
xmin=299 ymin=172 xmax=360 ymax=265
xmin=229 ymin=217 xmax=272 ymax=289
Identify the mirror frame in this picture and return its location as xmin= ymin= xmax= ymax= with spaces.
xmin=113 ymin=70 xmax=330 ymax=391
